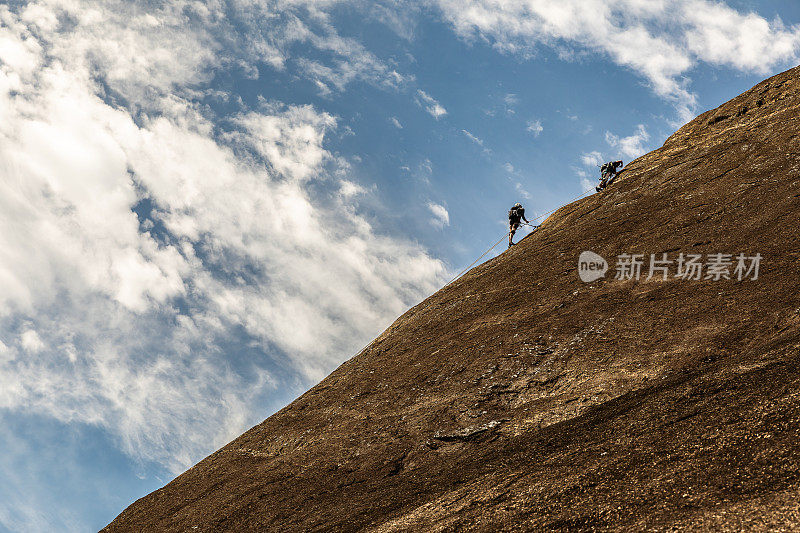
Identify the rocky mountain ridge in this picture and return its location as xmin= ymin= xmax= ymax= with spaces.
xmin=105 ymin=66 xmax=800 ymax=532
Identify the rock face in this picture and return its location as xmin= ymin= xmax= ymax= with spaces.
xmin=104 ymin=67 xmax=800 ymax=532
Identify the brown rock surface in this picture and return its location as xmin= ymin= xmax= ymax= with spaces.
xmin=104 ymin=66 xmax=800 ymax=532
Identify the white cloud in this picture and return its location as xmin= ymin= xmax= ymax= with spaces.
xmin=339 ymin=180 xmax=367 ymax=198
xmin=427 ymin=202 xmax=450 ymax=228
xmin=434 ymin=0 xmax=800 ymax=121
xmin=681 ymin=0 xmax=800 ymax=72
xmin=503 ymin=92 xmax=518 ymax=114
xmin=526 ymin=119 xmax=543 ymax=137
xmin=515 ymin=182 xmax=531 ymax=199
xmin=461 ymin=129 xmax=492 ymax=155
xmin=574 ymin=166 xmax=596 ymax=192
xmin=581 ymin=151 xmax=604 ymax=167
xmin=232 ymin=1 xmax=414 ymax=94
xmin=390 ymin=116 xmax=403 ymax=128
xmin=0 ymin=4 xmax=447 ymax=526
xmin=420 ymin=158 xmax=433 ymax=176
xmin=461 ymin=129 xmax=484 ymax=145
xmin=416 ymin=89 xmax=447 ymax=119
xmin=605 ymin=124 xmax=650 ymax=159
xmin=19 ymin=330 xmax=45 ymax=354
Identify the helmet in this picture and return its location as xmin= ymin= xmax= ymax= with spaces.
xmin=514 ymin=203 xmax=522 ymax=208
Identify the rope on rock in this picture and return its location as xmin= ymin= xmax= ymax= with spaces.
xmin=443 ymin=188 xmax=597 ymax=288
xmin=443 ymin=232 xmax=511 ymax=288
xmin=354 ymin=188 xmax=600 ymax=359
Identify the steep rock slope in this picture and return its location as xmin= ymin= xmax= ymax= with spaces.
xmin=105 ymin=67 xmax=800 ymax=532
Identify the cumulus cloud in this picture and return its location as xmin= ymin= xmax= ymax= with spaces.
xmin=0 ymin=4 xmax=447 ymax=529
xmin=606 ymin=124 xmax=650 ymax=159
xmin=681 ymin=0 xmax=800 ymax=71
xmin=433 ymin=0 xmax=800 ymax=120
xmin=427 ymin=202 xmax=450 ymax=228
xmin=416 ymin=89 xmax=448 ymax=119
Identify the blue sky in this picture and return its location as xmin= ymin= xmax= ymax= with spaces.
xmin=1 ymin=1 xmax=799 ymax=531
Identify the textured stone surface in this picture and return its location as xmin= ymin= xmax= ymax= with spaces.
xmin=104 ymin=66 xmax=800 ymax=532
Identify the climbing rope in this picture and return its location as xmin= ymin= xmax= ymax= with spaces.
xmin=443 ymin=187 xmax=597 ymax=288
xmin=443 ymin=232 xmax=511 ymax=287
xmin=354 ymin=187 xmax=601 ymax=359
xmin=526 ymin=187 xmax=598 ymax=225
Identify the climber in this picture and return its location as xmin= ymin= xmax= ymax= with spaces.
xmin=508 ymin=203 xmax=529 ymax=248
xmin=596 ymin=160 xmax=624 ymax=192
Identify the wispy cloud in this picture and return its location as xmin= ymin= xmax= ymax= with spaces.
xmin=390 ymin=116 xmax=403 ymax=128
xmin=503 ymin=92 xmax=519 ymax=114
xmin=606 ymin=124 xmax=651 ymax=160
xmin=515 ymin=182 xmax=531 ymax=200
xmin=427 ymin=202 xmax=450 ymax=228
xmin=461 ymin=129 xmax=493 ymax=155
xmin=575 ymin=167 xmax=596 ymax=192
xmin=416 ymin=89 xmax=448 ymax=119
xmin=461 ymin=129 xmax=484 ymax=145
xmin=581 ymin=151 xmax=604 ymax=167
xmin=526 ymin=119 xmax=543 ymax=137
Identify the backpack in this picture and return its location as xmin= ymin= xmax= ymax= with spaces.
xmin=509 ymin=206 xmax=524 ymax=221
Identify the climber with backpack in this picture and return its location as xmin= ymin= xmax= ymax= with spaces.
xmin=596 ymin=160 xmax=624 ymax=192
xmin=508 ymin=203 xmax=530 ymax=248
